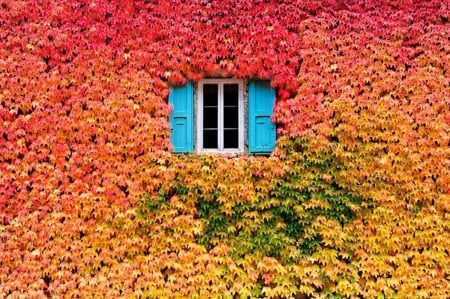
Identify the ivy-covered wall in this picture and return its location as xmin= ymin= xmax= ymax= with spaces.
xmin=1 ymin=0 xmax=449 ymax=297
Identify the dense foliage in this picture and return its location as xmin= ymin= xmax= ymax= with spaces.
xmin=1 ymin=0 xmax=449 ymax=297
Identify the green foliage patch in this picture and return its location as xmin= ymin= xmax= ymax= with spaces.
xmin=138 ymin=139 xmax=366 ymax=297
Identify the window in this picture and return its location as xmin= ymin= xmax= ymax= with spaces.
xmin=197 ymin=79 xmax=244 ymax=153
xmin=169 ymin=79 xmax=275 ymax=154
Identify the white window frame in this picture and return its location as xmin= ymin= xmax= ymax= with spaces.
xmin=197 ymin=79 xmax=245 ymax=153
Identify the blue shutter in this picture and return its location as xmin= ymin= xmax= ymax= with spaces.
xmin=248 ymin=80 xmax=276 ymax=154
xmin=169 ymin=82 xmax=194 ymax=153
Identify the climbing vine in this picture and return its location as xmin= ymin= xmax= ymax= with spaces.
xmin=1 ymin=0 xmax=449 ymax=297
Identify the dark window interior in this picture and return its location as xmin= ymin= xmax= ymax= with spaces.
xmin=203 ymin=84 xmax=218 ymax=149
xmin=223 ymin=84 xmax=239 ymax=148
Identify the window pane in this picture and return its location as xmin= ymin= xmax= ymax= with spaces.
xmin=203 ymin=84 xmax=218 ymax=149
xmin=224 ymin=107 xmax=238 ymax=129
xmin=224 ymin=84 xmax=238 ymax=106
xmin=204 ymin=84 xmax=218 ymax=106
xmin=203 ymin=129 xmax=217 ymax=149
xmin=224 ymin=129 xmax=238 ymax=148
xmin=203 ymin=107 xmax=217 ymax=128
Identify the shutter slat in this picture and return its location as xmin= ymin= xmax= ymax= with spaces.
xmin=248 ymin=80 xmax=276 ymax=154
xmin=169 ymin=82 xmax=194 ymax=153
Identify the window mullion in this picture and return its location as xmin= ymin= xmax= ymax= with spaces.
xmin=218 ymin=83 xmax=224 ymax=151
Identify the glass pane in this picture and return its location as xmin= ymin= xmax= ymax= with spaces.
xmin=224 ymin=84 xmax=238 ymax=106
xmin=203 ymin=107 xmax=217 ymax=128
xmin=204 ymin=84 xmax=218 ymax=106
xmin=224 ymin=107 xmax=238 ymax=129
xmin=203 ymin=129 xmax=217 ymax=149
xmin=224 ymin=129 xmax=238 ymax=148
